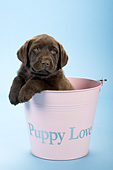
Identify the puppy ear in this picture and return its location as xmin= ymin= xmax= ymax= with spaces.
xmin=17 ymin=40 xmax=31 ymax=67
xmin=58 ymin=43 xmax=68 ymax=69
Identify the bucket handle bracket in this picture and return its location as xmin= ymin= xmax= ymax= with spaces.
xmin=99 ymin=79 xmax=107 ymax=86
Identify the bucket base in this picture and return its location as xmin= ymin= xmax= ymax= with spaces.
xmin=30 ymin=151 xmax=89 ymax=161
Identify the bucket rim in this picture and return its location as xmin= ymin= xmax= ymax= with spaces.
xmin=39 ymin=77 xmax=102 ymax=94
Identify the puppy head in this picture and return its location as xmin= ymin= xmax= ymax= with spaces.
xmin=17 ymin=34 xmax=68 ymax=77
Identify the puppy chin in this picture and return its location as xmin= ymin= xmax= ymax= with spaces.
xmin=30 ymin=67 xmax=54 ymax=79
xmin=37 ymin=70 xmax=51 ymax=76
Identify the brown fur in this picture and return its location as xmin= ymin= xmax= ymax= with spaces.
xmin=9 ymin=34 xmax=74 ymax=105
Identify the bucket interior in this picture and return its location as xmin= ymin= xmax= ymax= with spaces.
xmin=67 ymin=77 xmax=101 ymax=91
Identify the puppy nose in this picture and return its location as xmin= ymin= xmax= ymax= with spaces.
xmin=42 ymin=61 xmax=50 ymax=68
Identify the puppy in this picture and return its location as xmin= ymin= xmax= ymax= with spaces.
xmin=9 ymin=34 xmax=74 ymax=105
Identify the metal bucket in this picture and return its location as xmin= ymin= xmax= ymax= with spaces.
xmin=24 ymin=77 xmax=105 ymax=160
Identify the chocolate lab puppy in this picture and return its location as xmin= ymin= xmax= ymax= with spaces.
xmin=9 ymin=34 xmax=74 ymax=105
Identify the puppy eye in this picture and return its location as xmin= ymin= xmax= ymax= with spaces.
xmin=33 ymin=46 xmax=40 ymax=52
xmin=51 ymin=49 xmax=57 ymax=54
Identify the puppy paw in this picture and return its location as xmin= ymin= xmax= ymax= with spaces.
xmin=18 ymin=88 xmax=35 ymax=103
xmin=9 ymin=91 xmax=19 ymax=105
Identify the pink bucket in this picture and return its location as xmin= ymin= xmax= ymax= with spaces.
xmin=24 ymin=77 xmax=104 ymax=160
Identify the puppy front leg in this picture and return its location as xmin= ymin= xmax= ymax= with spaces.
xmin=9 ymin=76 xmax=25 ymax=105
xmin=18 ymin=78 xmax=45 ymax=103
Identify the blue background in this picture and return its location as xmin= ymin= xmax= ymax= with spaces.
xmin=0 ymin=0 xmax=113 ymax=169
